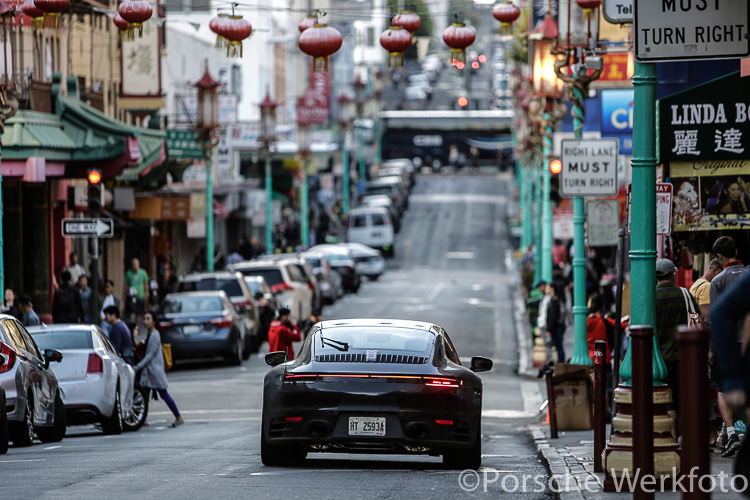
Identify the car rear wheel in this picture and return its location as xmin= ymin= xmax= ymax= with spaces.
xmin=0 ymin=388 xmax=9 ymax=454
xmin=123 ymin=385 xmax=149 ymax=432
xmin=101 ymin=389 xmax=123 ymax=435
xmin=443 ymin=421 xmax=481 ymax=470
xmin=242 ymin=334 xmax=254 ymax=360
xmin=10 ymin=392 xmax=35 ymax=447
xmin=37 ymin=392 xmax=66 ymax=443
xmin=260 ymin=430 xmax=307 ymax=466
xmin=228 ymin=335 xmax=243 ymax=366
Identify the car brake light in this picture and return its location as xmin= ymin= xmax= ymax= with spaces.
xmin=209 ymin=317 xmax=233 ymax=328
xmin=284 ymin=374 xmax=318 ymax=381
xmin=0 ymin=342 xmax=16 ymax=373
xmin=425 ymin=378 xmax=460 ymax=388
xmin=271 ymin=282 xmax=293 ymax=293
xmin=435 ymin=419 xmax=454 ymax=425
xmin=87 ymin=353 xmax=103 ymax=374
xmin=234 ymin=300 xmax=252 ymax=309
xmin=159 ymin=321 xmax=173 ymax=332
xmin=285 ymin=417 xmax=303 ymax=422
xmin=307 ymin=282 xmax=315 ymax=291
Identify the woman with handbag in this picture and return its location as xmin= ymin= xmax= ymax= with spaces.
xmin=134 ymin=311 xmax=184 ymax=428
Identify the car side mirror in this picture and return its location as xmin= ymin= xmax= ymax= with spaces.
xmin=265 ymin=351 xmax=288 ymax=367
xmin=470 ymin=356 xmax=493 ymax=373
xmin=44 ymin=349 xmax=63 ymax=369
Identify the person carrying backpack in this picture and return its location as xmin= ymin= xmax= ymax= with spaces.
xmin=52 ymin=270 xmax=85 ymax=324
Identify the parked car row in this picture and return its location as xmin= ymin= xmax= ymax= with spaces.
xmin=1 ymin=316 xmax=150 ymax=452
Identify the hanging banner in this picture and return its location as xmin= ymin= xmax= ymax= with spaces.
xmin=670 ymin=160 xmax=750 ymax=231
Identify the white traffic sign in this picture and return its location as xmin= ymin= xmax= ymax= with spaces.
xmin=626 ymin=183 xmax=673 ymax=236
xmin=62 ymin=218 xmax=114 ymax=238
xmin=603 ymin=0 xmax=632 ymax=24
xmin=587 ymin=199 xmax=620 ymax=247
xmin=634 ymin=0 xmax=750 ymax=62
xmin=560 ymin=139 xmax=619 ymax=197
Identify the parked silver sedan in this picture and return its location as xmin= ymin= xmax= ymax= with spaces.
xmin=0 ymin=314 xmax=65 ymax=446
xmin=28 ymin=324 xmax=136 ymax=435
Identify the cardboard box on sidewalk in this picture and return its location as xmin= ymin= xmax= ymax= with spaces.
xmin=552 ymin=363 xmax=593 ymax=430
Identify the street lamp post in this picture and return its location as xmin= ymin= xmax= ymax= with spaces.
xmin=337 ymin=93 xmax=355 ymax=213
xmin=353 ymin=75 xmax=368 ymax=193
xmin=194 ymin=64 xmax=221 ymax=272
xmin=260 ymin=89 xmax=277 ymax=254
xmin=298 ymin=123 xmax=311 ymax=248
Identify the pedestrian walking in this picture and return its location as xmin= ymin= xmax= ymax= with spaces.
xmin=99 ymin=279 xmax=121 ymax=334
xmin=653 ymin=258 xmax=699 ymax=433
xmin=3 ymin=289 xmax=21 ymax=320
xmin=689 ymin=258 xmax=722 ymax=325
xmin=268 ymin=307 xmax=302 ymax=360
xmin=78 ymin=274 xmax=92 ymax=324
xmin=300 ymin=308 xmax=323 ymax=339
xmin=133 ymin=311 xmax=183 ymax=428
xmin=17 ymin=295 xmax=40 ymax=327
xmin=103 ymin=305 xmax=135 ymax=361
xmin=124 ymin=258 xmax=149 ymax=325
xmin=52 ymin=270 xmax=85 ymax=324
xmin=63 ymin=251 xmax=86 ymax=286
xmin=543 ymin=283 xmax=566 ymax=363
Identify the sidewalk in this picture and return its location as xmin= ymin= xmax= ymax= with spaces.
xmin=529 ymin=425 xmax=744 ymax=499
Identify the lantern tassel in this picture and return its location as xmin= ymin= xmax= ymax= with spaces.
xmin=120 ymin=29 xmax=135 ymax=42
xmin=499 ymin=22 xmax=513 ymax=38
xmin=127 ymin=22 xmax=144 ymax=39
xmin=580 ymin=8 xmax=595 ymax=23
xmin=226 ymin=40 xmax=243 ymax=58
xmin=31 ymin=16 xmax=44 ymax=30
xmin=215 ymin=35 xmax=226 ymax=48
xmin=44 ymin=12 xmax=59 ymax=29
xmin=312 ymin=56 xmax=328 ymax=73
xmin=387 ymin=52 xmax=403 ymax=68
xmin=450 ymin=48 xmax=466 ymax=64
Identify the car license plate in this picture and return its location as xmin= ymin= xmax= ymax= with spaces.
xmin=371 ymin=231 xmax=383 ymax=238
xmin=183 ymin=325 xmax=200 ymax=335
xmin=348 ymin=417 xmax=386 ymax=436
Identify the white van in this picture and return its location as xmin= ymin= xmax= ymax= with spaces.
xmin=347 ymin=206 xmax=395 ymax=257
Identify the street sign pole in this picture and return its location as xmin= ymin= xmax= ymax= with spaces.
xmin=91 ymin=236 xmax=99 ymax=322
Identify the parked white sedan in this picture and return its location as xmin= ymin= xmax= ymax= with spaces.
xmin=28 ymin=324 xmax=136 ymax=435
xmin=343 ymin=242 xmax=386 ymax=281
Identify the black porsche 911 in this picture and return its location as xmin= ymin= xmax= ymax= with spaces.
xmin=261 ymin=319 xmax=493 ymax=469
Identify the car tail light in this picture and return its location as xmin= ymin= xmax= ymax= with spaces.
xmin=0 ymin=342 xmax=16 ymax=373
xmin=435 ymin=419 xmax=454 ymax=425
xmin=209 ymin=317 xmax=233 ymax=328
xmin=87 ymin=353 xmax=103 ymax=374
xmin=272 ymin=416 xmax=304 ymax=423
xmin=234 ymin=300 xmax=253 ymax=310
xmin=284 ymin=374 xmax=318 ymax=381
xmin=271 ymin=282 xmax=293 ymax=293
xmin=425 ymin=378 xmax=460 ymax=388
xmin=159 ymin=321 xmax=173 ymax=332
xmin=307 ymin=282 xmax=315 ymax=291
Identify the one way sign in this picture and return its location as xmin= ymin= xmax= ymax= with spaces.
xmin=62 ymin=218 xmax=114 ymax=238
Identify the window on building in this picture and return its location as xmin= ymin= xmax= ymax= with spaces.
xmin=367 ymin=27 xmax=375 ymax=47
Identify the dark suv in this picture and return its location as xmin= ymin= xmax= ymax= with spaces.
xmin=174 ymin=272 xmax=260 ymax=357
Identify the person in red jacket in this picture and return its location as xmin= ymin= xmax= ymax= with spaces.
xmin=268 ymin=307 xmax=302 ymax=360
xmin=586 ymin=295 xmax=614 ymax=365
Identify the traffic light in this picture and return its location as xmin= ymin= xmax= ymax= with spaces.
xmin=87 ymin=169 xmax=103 ymax=215
xmin=471 ymin=61 xmax=480 ymax=70
xmin=457 ymin=96 xmax=468 ymax=108
xmin=549 ymin=159 xmax=562 ymax=175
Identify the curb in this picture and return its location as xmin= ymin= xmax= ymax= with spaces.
xmin=506 ymin=249 xmax=536 ymax=379
xmin=529 ymin=425 xmax=586 ymax=500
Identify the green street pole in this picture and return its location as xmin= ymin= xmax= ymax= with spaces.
xmin=342 ymin=129 xmax=350 ymax=213
xmin=533 ymin=152 xmax=542 ymax=285
xmin=358 ymin=124 xmax=366 ymax=187
xmin=541 ymin=114 xmax=553 ymax=283
xmin=206 ymin=147 xmax=214 ymax=272
xmin=618 ymin=61 xmax=666 ymax=385
xmin=568 ymin=82 xmax=591 ymax=366
xmin=300 ymin=158 xmax=309 ymax=248
xmin=265 ymin=154 xmax=273 ymax=254
xmin=520 ymin=158 xmax=531 ymax=250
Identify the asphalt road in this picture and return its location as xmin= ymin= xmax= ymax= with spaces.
xmin=0 ymin=171 xmax=551 ymax=499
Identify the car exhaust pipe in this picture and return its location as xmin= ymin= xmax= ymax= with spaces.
xmin=308 ymin=421 xmax=330 ymax=438
xmin=406 ymin=423 xmax=429 ymax=439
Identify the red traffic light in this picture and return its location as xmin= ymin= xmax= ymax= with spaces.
xmin=549 ymin=159 xmax=562 ymax=174
xmin=478 ymin=54 xmax=486 ymax=63
xmin=88 ymin=170 xmax=102 ymax=184
xmin=471 ymin=61 xmax=480 ymax=69
xmin=457 ymin=97 xmax=468 ymax=107
xmin=455 ymin=61 xmax=465 ymax=70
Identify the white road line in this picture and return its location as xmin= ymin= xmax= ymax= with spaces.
xmin=0 ymin=459 xmax=46 ymax=463
xmin=426 ymin=282 xmax=444 ymax=303
xmin=493 ymin=283 xmax=502 ymax=358
xmin=43 ymin=445 xmax=62 ymax=450
xmin=445 ymin=251 xmax=475 ymax=259
xmin=520 ymin=381 xmax=544 ymax=415
xmin=482 ymin=409 xmax=537 ymax=419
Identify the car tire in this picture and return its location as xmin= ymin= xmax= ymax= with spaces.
xmin=101 ymin=389 xmax=123 ymax=435
xmin=123 ymin=385 xmax=149 ymax=432
xmin=242 ymin=334 xmax=254 ymax=360
xmin=228 ymin=334 xmax=243 ymax=366
xmin=0 ymin=388 xmax=9 ymax=454
xmin=369 ymin=274 xmax=379 ymax=281
xmin=260 ymin=430 xmax=307 ymax=466
xmin=10 ymin=392 xmax=35 ymax=447
xmin=443 ymin=420 xmax=481 ymax=470
xmin=36 ymin=392 xmax=66 ymax=443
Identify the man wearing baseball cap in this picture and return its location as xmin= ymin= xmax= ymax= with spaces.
xmin=18 ymin=295 xmax=40 ymax=327
xmin=654 ymin=258 xmax=699 ymax=430
xmin=268 ymin=307 xmax=302 ymax=360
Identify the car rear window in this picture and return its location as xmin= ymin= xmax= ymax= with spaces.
xmin=176 ymin=278 xmax=242 ymax=298
xmin=316 ymin=327 xmax=435 ymax=355
xmin=305 ymin=256 xmax=321 ymax=267
xmin=30 ymin=330 xmax=93 ymax=351
xmin=240 ymin=269 xmax=283 ymax=286
xmin=365 ymin=186 xmax=393 ymax=197
xmin=372 ymin=214 xmax=386 ymax=226
xmin=351 ymin=215 xmax=367 ymax=228
xmin=244 ymin=279 xmax=261 ymax=294
xmin=162 ymin=296 xmax=225 ymax=315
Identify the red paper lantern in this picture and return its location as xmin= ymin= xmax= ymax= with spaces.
xmin=492 ymin=1 xmax=520 ymax=37
xmin=442 ymin=21 xmax=475 ymax=64
xmin=22 ymin=0 xmax=44 ymax=30
xmin=576 ymin=0 xmax=601 ymax=22
xmin=298 ymin=14 xmax=315 ymax=33
xmin=34 ymin=0 xmax=68 ymax=28
xmin=379 ymin=26 xmax=412 ymax=67
xmin=298 ymin=22 xmax=343 ymax=73
xmin=209 ymin=13 xmax=229 ymax=48
xmin=113 ymin=12 xmax=129 ymax=40
xmin=219 ymin=15 xmax=252 ymax=58
xmin=392 ymin=10 xmax=420 ymax=34
xmin=118 ymin=0 xmax=153 ymax=39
